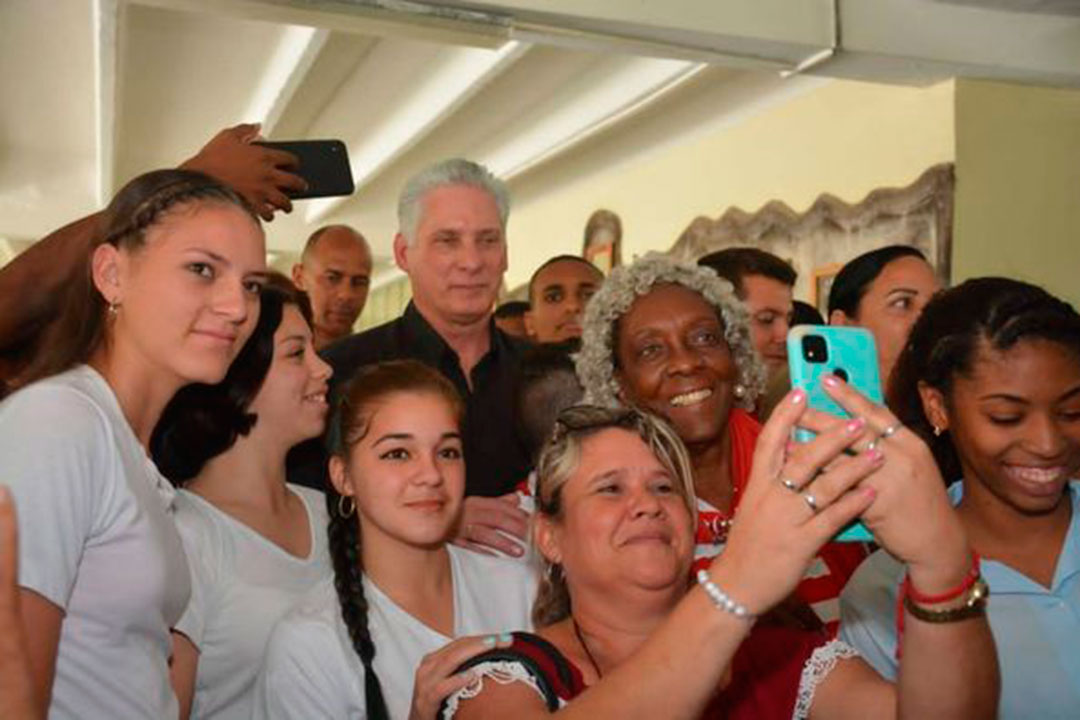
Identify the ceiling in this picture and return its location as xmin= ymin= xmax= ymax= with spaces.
xmin=2 ymin=0 xmax=1080 ymax=282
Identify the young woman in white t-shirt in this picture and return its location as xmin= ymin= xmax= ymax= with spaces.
xmin=254 ymin=360 xmax=536 ymax=719
xmin=150 ymin=273 xmax=332 ymax=719
xmin=0 ymin=169 xmax=267 ymax=719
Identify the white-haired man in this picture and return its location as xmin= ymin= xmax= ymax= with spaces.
xmin=288 ymin=159 xmax=530 ymax=557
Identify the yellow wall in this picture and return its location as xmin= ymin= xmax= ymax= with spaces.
xmin=953 ymin=79 xmax=1080 ymax=308
xmin=505 ymin=78 xmax=956 ymax=289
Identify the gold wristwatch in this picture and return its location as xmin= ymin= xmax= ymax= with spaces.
xmin=904 ymin=576 xmax=990 ymax=623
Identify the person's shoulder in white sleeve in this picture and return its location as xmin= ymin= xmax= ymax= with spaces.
xmin=838 ymin=548 xmax=904 ymax=681
xmin=253 ymin=579 xmax=362 ymax=720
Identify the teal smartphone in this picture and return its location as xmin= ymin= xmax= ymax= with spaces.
xmin=786 ymin=325 xmax=881 ymax=543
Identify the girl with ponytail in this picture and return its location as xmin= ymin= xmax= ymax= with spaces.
xmin=254 ymin=360 xmax=536 ymax=719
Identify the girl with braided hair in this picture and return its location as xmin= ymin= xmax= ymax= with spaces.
xmin=0 ymin=169 xmax=267 ymax=718
xmin=841 ymin=278 xmax=1080 ymax=717
xmin=254 ymin=360 xmax=535 ymax=719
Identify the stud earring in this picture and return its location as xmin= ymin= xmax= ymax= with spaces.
xmin=932 ymin=425 xmax=943 ymax=437
xmin=733 ymin=384 xmax=747 ymax=399
xmin=107 ymin=299 xmax=120 ymax=317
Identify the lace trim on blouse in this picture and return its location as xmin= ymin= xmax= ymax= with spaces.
xmin=441 ymin=659 xmax=556 ymax=718
xmin=441 ymin=640 xmax=858 ymax=719
xmin=792 ymin=638 xmax=860 ymax=720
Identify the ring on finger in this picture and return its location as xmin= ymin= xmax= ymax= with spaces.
xmin=866 ymin=421 xmax=902 ymax=452
xmin=880 ymin=423 xmax=902 ymax=439
xmin=780 ymin=477 xmax=799 ymax=492
xmin=803 ymin=492 xmax=819 ymax=513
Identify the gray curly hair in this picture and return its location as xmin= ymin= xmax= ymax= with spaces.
xmin=576 ymin=252 xmax=766 ymax=410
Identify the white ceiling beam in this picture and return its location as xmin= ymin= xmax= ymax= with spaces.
xmin=131 ymin=0 xmax=509 ymax=48
xmin=244 ymin=25 xmax=329 ymax=136
xmin=484 ymin=58 xmax=707 ymax=180
xmin=93 ymin=0 xmax=121 ymax=206
xmin=304 ymin=40 xmax=528 ymax=224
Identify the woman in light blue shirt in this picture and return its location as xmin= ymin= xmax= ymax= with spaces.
xmin=840 ymin=277 xmax=1080 ymax=719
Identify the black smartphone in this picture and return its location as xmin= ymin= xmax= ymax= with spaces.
xmin=254 ymin=139 xmax=354 ymax=200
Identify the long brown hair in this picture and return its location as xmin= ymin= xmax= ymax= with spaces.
xmin=324 ymin=360 xmax=464 ymax=720
xmin=13 ymin=169 xmax=257 ymax=392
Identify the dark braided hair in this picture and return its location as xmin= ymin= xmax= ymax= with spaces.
xmin=889 ymin=277 xmax=1080 ymax=483
xmin=150 ymin=272 xmax=312 ymax=484
xmin=325 ymin=360 xmax=464 ymax=718
xmin=15 ymin=169 xmax=259 ymax=390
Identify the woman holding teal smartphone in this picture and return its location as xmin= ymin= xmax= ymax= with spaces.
xmin=444 ymin=390 xmax=997 ymax=719
xmin=840 ymin=277 xmax=1080 ymax=718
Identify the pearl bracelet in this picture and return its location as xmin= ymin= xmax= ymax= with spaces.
xmin=695 ymin=569 xmax=756 ymax=621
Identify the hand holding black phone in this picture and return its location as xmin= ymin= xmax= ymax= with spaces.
xmin=253 ymin=139 xmax=354 ymax=200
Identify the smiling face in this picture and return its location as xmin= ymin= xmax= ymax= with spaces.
xmin=924 ymin=338 xmax=1080 ymax=515
xmin=332 ymin=390 xmax=466 ymax=550
xmin=537 ymin=428 xmax=693 ymax=597
xmin=614 ymin=284 xmax=737 ymax=447
xmin=394 ymin=184 xmax=507 ymax=329
xmin=98 ymin=201 xmax=267 ymax=387
xmin=835 ymin=255 xmax=940 ymax=384
xmin=525 ymin=259 xmax=603 ymax=343
xmin=247 ymin=304 xmax=333 ymax=448
xmin=739 ymin=273 xmax=794 ymax=378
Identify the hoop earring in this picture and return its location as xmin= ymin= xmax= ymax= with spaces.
xmin=337 ymin=495 xmax=355 ymax=518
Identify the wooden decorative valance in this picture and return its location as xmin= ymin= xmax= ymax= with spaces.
xmin=668 ymin=164 xmax=955 ymax=311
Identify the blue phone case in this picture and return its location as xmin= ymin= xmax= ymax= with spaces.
xmin=787 ymin=325 xmax=882 ymax=543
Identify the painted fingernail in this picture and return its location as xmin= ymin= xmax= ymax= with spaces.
xmin=510 ymin=545 xmax=524 ymax=556
xmin=868 ymin=448 xmax=884 ymax=462
xmin=483 ymin=635 xmax=497 ymax=648
xmin=499 ymin=633 xmax=513 ymax=644
xmin=823 ymin=375 xmax=840 ymax=387
xmin=790 ymin=389 xmax=806 ymax=404
xmin=846 ymin=418 xmax=865 ymax=433
xmin=864 ymin=487 xmax=878 ymax=501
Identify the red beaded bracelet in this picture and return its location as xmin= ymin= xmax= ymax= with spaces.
xmin=894 ymin=552 xmax=982 ymax=659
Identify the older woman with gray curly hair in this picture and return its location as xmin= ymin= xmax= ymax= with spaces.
xmin=575 ymin=253 xmax=867 ymax=632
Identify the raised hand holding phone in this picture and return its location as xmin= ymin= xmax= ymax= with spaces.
xmin=252 ymin=139 xmax=354 ymax=199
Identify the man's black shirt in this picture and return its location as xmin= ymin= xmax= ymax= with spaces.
xmin=286 ymin=302 xmax=532 ymax=497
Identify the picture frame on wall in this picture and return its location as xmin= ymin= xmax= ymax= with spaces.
xmin=810 ymin=262 xmax=844 ymax=315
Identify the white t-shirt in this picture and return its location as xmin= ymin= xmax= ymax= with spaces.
xmin=0 ymin=365 xmax=190 ymax=719
xmin=174 ymin=484 xmax=330 ymax=720
xmin=253 ymin=545 xmax=537 ymax=719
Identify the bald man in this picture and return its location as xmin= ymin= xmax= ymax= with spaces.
xmin=291 ymin=225 xmax=373 ymax=349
